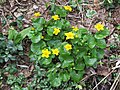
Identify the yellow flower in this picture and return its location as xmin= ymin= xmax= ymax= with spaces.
xmin=64 ymin=5 xmax=72 ymax=12
xmin=42 ymin=49 xmax=51 ymax=58
xmin=94 ymin=23 xmax=104 ymax=31
xmin=72 ymin=26 xmax=79 ymax=31
xmin=53 ymin=28 xmax=60 ymax=35
xmin=65 ymin=32 xmax=74 ymax=40
xmin=31 ymin=27 xmax=35 ymax=30
xmin=52 ymin=15 xmax=60 ymax=20
xmin=34 ymin=12 xmax=41 ymax=17
xmin=41 ymin=36 xmax=44 ymax=39
xmin=64 ymin=44 xmax=72 ymax=51
xmin=52 ymin=48 xmax=59 ymax=56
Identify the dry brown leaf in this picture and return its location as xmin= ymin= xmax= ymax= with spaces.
xmin=97 ymin=66 xmax=110 ymax=76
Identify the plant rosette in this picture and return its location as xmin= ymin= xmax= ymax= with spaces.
xmin=8 ymin=6 xmax=110 ymax=87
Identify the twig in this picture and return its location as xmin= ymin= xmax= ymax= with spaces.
xmin=80 ymin=0 xmax=105 ymax=6
xmin=110 ymin=72 xmax=120 ymax=90
xmin=17 ymin=64 xmax=29 ymax=68
xmin=93 ymin=76 xmax=99 ymax=90
xmin=92 ymin=69 xmax=114 ymax=90
xmin=81 ymin=73 xmax=96 ymax=81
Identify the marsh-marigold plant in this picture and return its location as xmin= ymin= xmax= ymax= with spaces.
xmin=10 ymin=5 xmax=109 ymax=88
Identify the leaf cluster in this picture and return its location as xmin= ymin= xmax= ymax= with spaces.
xmin=0 ymin=33 xmax=23 ymax=63
xmin=8 ymin=5 xmax=110 ymax=87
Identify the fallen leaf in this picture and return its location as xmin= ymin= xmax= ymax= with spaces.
xmin=97 ymin=65 xmax=110 ymax=76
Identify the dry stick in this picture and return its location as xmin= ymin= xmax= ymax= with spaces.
xmin=111 ymin=78 xmax=119 ymax=90
xmin=94 ymin=76 xmax=99 ymax=90
xmin=81 ymin=73 xmax=96 ymax=81
xmin=81 ymin=0 xmax=105 ymax=6
xmin=110 ymin=73 xmax=120 ymax=90
xmin=92 ymin=69 xmax=115 ymax=90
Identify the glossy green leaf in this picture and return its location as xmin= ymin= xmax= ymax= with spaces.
xmin=96 ymin=39 xmax=106 ymax=49
xmin=97 ymin=49 xmax=104 ymax=59
xmin=56 ymin=7 xmax=67 ymax=17
xmin=84 ymin=57 xmax=97 ymax=66
xmin=47 ymin=27 xmax=53 ymax=36
xmin=50 ymin=78 xmax=61 ymax=87
xmin=88 ymin=36 xmax=96 ymax=48
xmin=86 ymin=9 xmax=97 ymax=18
xmin=70 ymin=70 xmax=84 ymax=82
xmin=32 ymin=17 xmax=46 ymax=24
xmin=31 ymin=41 xmax=46 ymax=54
xmin=95 ymin=28 xmax=109 ymax=39
xmin=60 ymin=71 xmax=70 ymax=82
xmin=59 ymin=54 xmax=74 ymax=68
xmin=42 ymin=58 xmax=52 ymax=65
xmin=75 ymin=61 xmax=85 ymax=70
xmin=31 ymin=33 xmax=42 ymax=43
xmin=8 ymin=28 xmax=18 ymax=40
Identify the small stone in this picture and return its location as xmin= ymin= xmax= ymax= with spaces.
xmin=33 ymin=5 xmax=38 ymax=10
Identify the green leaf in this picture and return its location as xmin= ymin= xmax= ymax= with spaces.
xmin=19 ymin=27 xmax=31 ymax=39
xmin=50 ymin=78 xmax=61 ymax=87
xmin=44 ymin=34 xmax=52 ymax=41
xmin=86 ymin=9 xmax=97 ymax=18
xmin=31 ymin=33 xmax=42 ymax=43
xmin=70 ymin=70 xmax=84 ymax=82
xmin=62 ymin=59 xmax=73 ymax=68
xmin=59 ymin=54 xmax=74 ymax=68
xmin=56 ymin=7 xmax=67 ymax=17
xmin=8 ymin=28 xmax=18 ymax=40
xmin=33 ymin=23 xmax=43 ymax=31
xmin=84 ymin=57 xmax=97 ymax=66
xmin=117 ymin=24 xmax=120 ymax=30
xmin=76 ymin=47 xmax=87 ymax=59
xmin=47 ymin=27 xmax=53 ymax=36
xmin=8 ymin=27 xmax=31 ymax=43
xmin=95 ymin=28 xmax=109 ymax=39
xmin=61 ymin=19 xmax=70 ymax=28
xmin=54 ymin=21 xmax=63 ymax=28
xmin=79 ymin=28 xmax=88 ymax=34
xmin=88 ymin=36 xmax=96 ymax=48
xmin=60 ymin=71 xmax=70 ymax=82
xmin=47 ymin=39 xmax=62 ymax=47
xmin=32 ymin=17 xmax=46 ymax=24
xmin=75 ymin=61 xmax=85 ymax=70
xmin=14 ymin=33 xmax=23 ymax=44
xmin=97 ymin=49 xmax=104 ymax=59
xmin=31 ymin=41 xmax=46 ymax=54
xmin=96 ymin=39 xmax=106 ymax=49
xmin=42 ymin=58 xmax=52 ymax=65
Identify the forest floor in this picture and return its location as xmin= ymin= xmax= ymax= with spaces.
xmin=0 ymin=0 xmax=120 ymax=90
